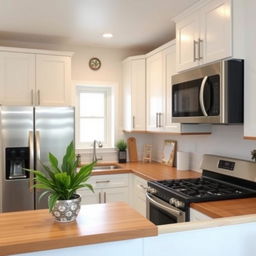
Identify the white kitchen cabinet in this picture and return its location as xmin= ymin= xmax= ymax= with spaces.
xmin=0 ymin=47 xmax=73 ymax=106
xmin=176 ymin=11 xmax=200 ymax=72
xmin=0 ymin=52 xmax=35 ymax=105
xmin=190 ymin=208 xmax=213 ymax=221
xmin=36 ymin=54 xmax=71 ymax=106
xmin=146 ymin=51 xmax=165 ymax=132
xmin=175 ymin=0 xmax=232 ymax=72
xmin=133 ymin=175 xmax=147 ymax=217
xmin=78 ymin=174 xmax=130 ymax=205
xmin=201 ymin=0 xmax=232 ymax=64
xmin=123 ymin=56 xmax=146 ymax=131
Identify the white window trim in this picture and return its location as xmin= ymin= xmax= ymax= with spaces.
xmin=75 ymin=82 xmax=115 ymax=149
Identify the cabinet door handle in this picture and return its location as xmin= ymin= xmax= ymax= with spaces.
xmin=193 ymin=40 xmax=199 ymax=62
xmin=96 ymin=180 xmax=110 ymax=184
xmin=104 ymin=192 xmax=106 ymax=203
xmin=31 ymin=90 xmax=34 ymax=105
xmin=132 ymin=116 xmax=135 ymax=129
xmin=198 ymin=38 xmax=203 ymax=60
xmin=156 ymin=113 xmax=159 ymax=128
xmin=159 ymin=113 xmax=162 ymax=128
xmin=37 ymin=90 xmax=40 ymax=105
xmin=99 ymin=192 xmax=101 ymax=203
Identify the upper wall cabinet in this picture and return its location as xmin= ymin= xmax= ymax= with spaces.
xmin=0 ymin=47 xmax=73 ymax=106
xmin=175 ymin=0 xmax=242 ymax=72
xmin=123 ymin=56 xmax=146 ymax=132
xmin=36 ymin=55 xmax=71 ymax=106
xmin=0 ymin=52 xmax=35 ymax=105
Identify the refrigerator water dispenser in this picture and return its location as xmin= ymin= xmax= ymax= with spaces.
xmin=5 ymin=147 xmax=29 ymax=179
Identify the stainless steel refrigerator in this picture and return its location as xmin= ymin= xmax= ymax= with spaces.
xmin=1 ymin=106 xmax=75 ymax=212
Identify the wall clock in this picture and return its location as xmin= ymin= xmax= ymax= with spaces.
xmin=89 ymin=57 xmax=101 ymax=71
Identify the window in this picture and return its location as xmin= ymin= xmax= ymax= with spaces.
xmin=76 ymin=85 xmax=114 ymax=148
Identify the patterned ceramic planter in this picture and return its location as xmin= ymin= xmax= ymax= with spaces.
xmin=51 ymin=194 xmax=81 ymax=222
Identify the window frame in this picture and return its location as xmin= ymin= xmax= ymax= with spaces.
xmin=75 ymin=84 xmax=114 ymax=149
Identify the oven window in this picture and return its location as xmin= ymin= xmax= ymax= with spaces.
xmin=149 ymin=203 xmax=177 ymax=225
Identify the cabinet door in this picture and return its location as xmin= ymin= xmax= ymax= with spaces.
xmin=36 ymin=55 xmax=71 ymax=106
xmin=0 ymin=52 xmax=35 ymax=105
xmin=103 ymin=187 xmax=129 ymax=204
xmin=122 ymin=61 xmax=132 ymax=131
xmin=176 ymin=12 xmax=200 ymax=72
xmin=146 ymin=52 xmax=164 ymax=131
xmin=131 ymin=59 xmax=146 ymax=131
xmin=133 ymin=176 xmax=147 ymax=217
xmin=78 ymin=188 xmax=101 ymax=205
xmin=162 ymin=45 xmax=181 ymax=133
xmin=201 ymin=0 xmax=232 ymax=64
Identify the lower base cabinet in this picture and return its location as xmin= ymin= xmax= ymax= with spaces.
xmin=133 ymin=176 xmax=148 ymax=217
xmin=78 ymin=174 xmax=130 ymax=205
xmin=78 ymin=173 xmax=148 ymax=217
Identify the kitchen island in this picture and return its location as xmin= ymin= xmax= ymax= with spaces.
xmin=0 ymin=202 xmax=157 ymax=256
xmin=1 ymin=203 xmax=256 ymax=256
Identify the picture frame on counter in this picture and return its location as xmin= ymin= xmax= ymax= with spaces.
xmin=161 ymin=140 xmax=177 ymax=167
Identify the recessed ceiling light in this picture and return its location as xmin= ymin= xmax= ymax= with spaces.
xmin=102 ymin=33 xmax=113 ymax=38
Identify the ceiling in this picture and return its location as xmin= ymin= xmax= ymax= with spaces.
xmin=0 ymin=0 xmax=199 ymax=51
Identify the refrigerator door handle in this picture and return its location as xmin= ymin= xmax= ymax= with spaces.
xmin=28 ymin=131 xmax=34 ymax=191
xmin=35 ymin=130 xmax=41 ymax=167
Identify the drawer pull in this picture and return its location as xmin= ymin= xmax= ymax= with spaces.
xmin=96 ymin=180 xmax=110 ymax=184
xmin=137 ymin=184 xmax=148 ymax=190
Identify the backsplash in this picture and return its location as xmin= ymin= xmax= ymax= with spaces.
xmin=151 ymin=125 xmax=256 ymax=171
xmin=77 ymin=126 xmax=256 ymax=169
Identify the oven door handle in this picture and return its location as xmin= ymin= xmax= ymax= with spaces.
xmin=146 ymin=193 xmax=183 ymax=217
xmin=199 ymin=76 xmax=208 ymax=117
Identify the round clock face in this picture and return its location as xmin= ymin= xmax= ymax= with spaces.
xmin=89 ymin=57 xmax=101 ymax=71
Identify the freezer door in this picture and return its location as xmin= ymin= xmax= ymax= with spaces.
xmin=34 ymin=107 xmax=75 ymax=209
xmin=1 ymin=106 xmax=34 ymax=212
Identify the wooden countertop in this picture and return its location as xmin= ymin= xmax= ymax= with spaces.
xmin=89 ymin=161 xmax=201 ymax=181
xmin=0 ymin=202 xmax=157 ymax=256
xmin=191 ymin=197 xmax=256 ymax=218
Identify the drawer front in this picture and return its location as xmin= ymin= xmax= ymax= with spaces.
xmin=88 ymin=174 xmax=129 ymax=189
xmin=134 ymin=175 xmax=147 ymax=201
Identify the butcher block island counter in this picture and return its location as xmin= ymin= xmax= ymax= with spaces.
xmin=0 ymin=202 xmax=157 ymax=256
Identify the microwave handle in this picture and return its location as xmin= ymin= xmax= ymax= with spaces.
xmin=199 ymin=76 xmax=208 ymax=116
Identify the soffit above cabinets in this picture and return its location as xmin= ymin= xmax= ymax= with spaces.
xmin=0 ymin=0 xmax=199 ymax=50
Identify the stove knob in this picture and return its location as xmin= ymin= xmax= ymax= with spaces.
xmin=175 ymin=200 xmax=184 ymax=208
xmin=147 ymin=187 xmax=157 ymax=194
xmin=169 ymin=198 xmax=176 ymax=205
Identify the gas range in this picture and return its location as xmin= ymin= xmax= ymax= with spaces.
xmin=146 ymin=155 xmax=256 ymax=224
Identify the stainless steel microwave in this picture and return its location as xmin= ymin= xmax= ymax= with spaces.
xmin=172 ymin=59 xmax=244 ymax=124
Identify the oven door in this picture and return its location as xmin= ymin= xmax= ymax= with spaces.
xmin=146 ymin=193 xmax=186 ymax=225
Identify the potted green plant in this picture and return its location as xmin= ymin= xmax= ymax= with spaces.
xmin=116 ymin=139 xmax=127 ymax=163
xmin=28 ymin=141 xmax=95 ymax=222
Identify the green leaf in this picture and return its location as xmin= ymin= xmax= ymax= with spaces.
xmin=61 ymin=141 xmax=76 ymax=174
xmin=48 ymin=193 xmax=60 ymax=212
xmin=38 ymin=191 xmax=50 ymax=202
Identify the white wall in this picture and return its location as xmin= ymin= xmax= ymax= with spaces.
xmin=150 ymin=125 xmax=256 ymax=171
